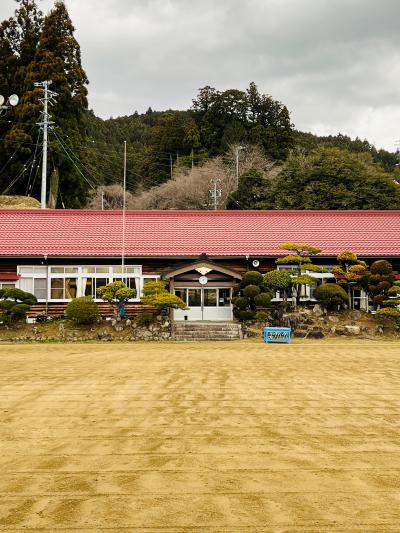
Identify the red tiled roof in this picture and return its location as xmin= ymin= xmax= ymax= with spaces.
xmin=0 ymin=209 xmax=399 ymax=258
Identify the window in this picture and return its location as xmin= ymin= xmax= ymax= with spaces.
xmin=203 ymin=289 xmax=217 ymax=307
xmin=19 ymin=266 xmax=47 ymax=299
xmin=18 ymin=265 xmax=156 ymax=302
xmin=175 ymin=288 xmax=187 ymax=304
xmin=218 ymin=288 xmax=231 ymax=307
xmin=0 ymin=282 xmax=15 ymax=289
xmin=188 ymin=289 xmax=201 ymax=306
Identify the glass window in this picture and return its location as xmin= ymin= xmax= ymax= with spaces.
xmin=188 ymin=289 xmax=201 ymax=307
xmin=96 ymin=267 xmax=109 ymax=274
xmin=83 ymin=277 xmax=94 ymax=297
xmin=218 ymin=288 xmax=231 ymax=307
xmin=203 ymin=289 xmax=217 ymax=307
xmin=51 ymin=267 xmax=65 ymax=274
xmin=0 ymin=282 xmax=15 ymax=289
xmin=175 ymin=288 xmax=187 ymax=303
xmin=65 ymin=278 xmax=77 ymax=299
xmin=34 ymin=278 xmax=47 ymax=300
xmin=51 ymin=278 xmax=64 ymax=299
xmin=65 ymin=267 xmax=78 ymax=274
xmin=19 ymin=278 xmax=33 ymax=293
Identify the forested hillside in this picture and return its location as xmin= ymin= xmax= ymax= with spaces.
xmin=1 ymin=1 xmax=399 ymax=210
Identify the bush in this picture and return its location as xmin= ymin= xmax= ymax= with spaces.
xmin=241 ymin=271 xmax=263 ymax=287
xmin=0 ymin=287 xmax=37 ymax=323
xmin=370 ymin=260 xmax=393 ymax=275
xmin=263 ymin=269 xmax=292 ymax=291
xmin=141 ymin=281 xmax=186 ymax=310
xmin=376 ymin=307 xmax=400 ymax=320
xmin=233 ymin=296 xmax=249 ymax=310
xmin=135 ymin=312 xmax=155 ymax=327
xmin=66 ymin=297 xmax=99 ymax=324
xmin=236 ymin=310 xmax=256 ymax=321
xmin=314 ymin=283 xmax=348 ymax=310
xmin=255 ymin=310 xmax=269 ymax=322
xmin=243 ymin=284 xmax=260 ymax=299
xmin=254 ymin=292 xmax=271 ymax=307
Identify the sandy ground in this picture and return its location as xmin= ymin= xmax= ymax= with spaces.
xmin=0 ymin=340 xmax=400 ymax=532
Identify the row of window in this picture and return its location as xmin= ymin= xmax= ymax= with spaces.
xmin=174 ymin=288 xmax=231 ymax=307
xmin=17 ymin=265 xmax=158 ymax=302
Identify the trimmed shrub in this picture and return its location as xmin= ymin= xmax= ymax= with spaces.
xmin=0 ymin=288 xmax=37 ymax=323
xmin=243 ymin=284 xmax=261 ymax=299
xmin=376 ymin=307 xmax=400 ymax=320
xmin=263 ymin=269 xmax=292 ymax=291
xmin=236 ymin=310 xmax=256 ymax=321
xmin=241 ymin=271 xmax=263 ymax=287
xmin=314 ymin=283 xmax=348 ymax=310
xmin=135 ymin=312 xmax=155 ymax=327
xmin=254 ymin=292 xmax=272 ymax=307
xmin=255 ymin=310 xmax=269 ymax=322
xmin=370 ymin=260 xmax=393 ymax=275
xmin=233 ymin=296 xmax=249 ymax=310
xmin=66 ymin=296 xmax=99 ymax=324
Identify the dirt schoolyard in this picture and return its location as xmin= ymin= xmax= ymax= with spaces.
xmin=1 ymin=340 xmax=400 ymax=531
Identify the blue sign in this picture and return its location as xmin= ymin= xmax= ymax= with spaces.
xmin=263 ymin=327 xmax=291 ymax=344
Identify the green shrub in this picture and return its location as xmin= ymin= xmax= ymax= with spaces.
xmin=370 ymin=260 xmax=393 ymax=275
xmin=254 ymin=292 xmax=271 ymax=307
xmin=236 ymin=310 xmax=256 ymax=321
xmin=255 ymin=310 xmax=269 ymax=322
xmin=233 ymin=296 xmax=249 ymax=310
xmin=135 ymin=312 xmax=155 ymax=327
xmin=314 ymin=283 xmax=348 ymax=310
xmin=141 ymin=280 xmax=186 ymax=310
xmin=376 ymin=307 xmax=400 ymax=320
xmin=263 ymin=269 xmax=292 ymax=291
xmin=66 ymin=296 xmax=99 ymax=324
xmin=241 ymin=271 xmax=263 ymax=287
xmin=388 ymin=286 xmax=400 ymax=295
xmin=0 ymin=287 xmax=37 ymax=323
xmin=243 ymin=284 xmax=260 ymax=299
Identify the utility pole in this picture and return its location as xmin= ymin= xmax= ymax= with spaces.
xmin=191 ymin=148 xmax=194 ymax=170
xmin=101 ymin=191 xmax=105 ymax=210
xmin=121 ymin=141 xmax=127 ymax=282
xmin=169 ymin=153 xmax=173 ymax=179
xmin=209 ymin=178 xmax=222 ymax=210
xmin=35 ymin=80 xmax=57 ymax=209
xmin=235 ymin=145 xmax=244 ymax=188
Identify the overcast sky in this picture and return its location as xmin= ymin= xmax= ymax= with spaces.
xmin=1 ymin=0 xmax=400 ymax=151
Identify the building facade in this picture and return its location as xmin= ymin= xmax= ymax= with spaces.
xmin=1 ymin=209 xmax=399 ymax=320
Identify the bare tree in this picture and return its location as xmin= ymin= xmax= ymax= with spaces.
xmin=87 ymin=184 xmax=135 ymax=210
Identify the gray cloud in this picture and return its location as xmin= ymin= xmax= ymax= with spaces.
xmin=1 ymin=0 xmax=400 ymax=150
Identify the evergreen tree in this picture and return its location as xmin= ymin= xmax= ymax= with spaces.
xmin=24 ymin=1 xmax=89 ymax=206
xmin=0 ymin=0 xmax=42 ymax=194
xmin=1 ymin=1 xmax=90 ymax=206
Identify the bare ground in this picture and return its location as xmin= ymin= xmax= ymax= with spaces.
xmin=0 ymin=340 xmax=400 ymax=532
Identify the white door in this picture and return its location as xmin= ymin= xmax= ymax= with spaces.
xmin=173 ymin=287 xmax=232 ymax=321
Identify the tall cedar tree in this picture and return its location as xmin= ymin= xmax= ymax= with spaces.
xmin=2 ymin=1 xmax=89 ymax=206
xmin=0 ymin=1 xmax=42 ymax=193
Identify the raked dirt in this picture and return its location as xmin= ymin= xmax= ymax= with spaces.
xmin=0 ymin=340 xmax=400 ymax=532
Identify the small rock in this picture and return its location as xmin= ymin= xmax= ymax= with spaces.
xmin=125 ymin=319 xmax=132 ymax=326
xmin=312 ymin=304 xmax=324 ymax=317
xmin=293 ymin=330 xmax=308 ymax=338
xmin=328 ymin=315 xmax=339 ymax=323
xmin=308 ymin=329 xmax=325 ymax=339
xmin=344 ymin=325 xmax=361 ymax=336
xmin=111 ymin=319 xmax=117 ymax=327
